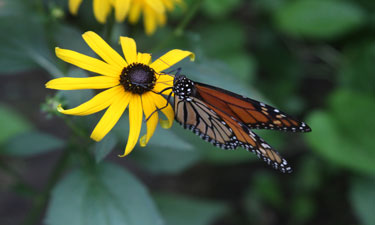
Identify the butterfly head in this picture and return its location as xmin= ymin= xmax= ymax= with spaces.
xmin=173 ymin=75 xmax=195 ymax=100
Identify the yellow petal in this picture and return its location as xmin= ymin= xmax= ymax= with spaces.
xmin=55 ymin=47 xmax=121 ymax=78
xmin=140 ymin=92 xmax=158 ymax=146
xmin=120 ymin=94 xmax=143 ymax=157
xmin=82 ymin=31 xmax=127 ymax=69
xmin=57 ymin=86 xmax=124 ymax=116
xmin=151 ymin=93 xmax=174 ymax=128
xmin=145 ymin=0 xmax=165 ymax=14
xmin=150 ymin=49 xmax=195 ymax=72
xmin=156 ymin=11 xmax=166 ymax=26
xmin=69 ymin=0 xmax=83 ymax=15
xmin=143 ymin=6 xmax=157 ymax=36
xmin=120 ymin=37 xmax=137 ymax=64
xmin=93 ymin=0 xmax=111 ymax=23
xmin=90 ymin=90 xmax=131 ymax=142
xmin=137 ymin=53 xmax=152 ymax=65
xmin=114 ymin=0 xmax=131 ymax=22
xmin=45 ymin=76 xmax=119 ymax=90
xmin=128 ymin=0 xmax=141 ymax=24
xmin=153 ymin=75 xmax=174 ymax=95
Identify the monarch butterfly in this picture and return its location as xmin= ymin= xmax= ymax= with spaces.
xmin=155 ymin=73 xmax=311 ymax=173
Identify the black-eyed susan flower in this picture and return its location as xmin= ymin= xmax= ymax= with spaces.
xmin=69 ymin=0 xmax=182 ymax=35
xmin=46 ymin=31 xmax=194 ymax=156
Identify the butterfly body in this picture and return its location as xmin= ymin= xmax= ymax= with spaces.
xmin=170 ymin=74 xmax=311 ymax=173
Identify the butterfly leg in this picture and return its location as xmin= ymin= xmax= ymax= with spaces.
xmin=144 ymin=91 xmax=174 ymax=122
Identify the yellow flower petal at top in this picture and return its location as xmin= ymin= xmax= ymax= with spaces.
xmin=145 ymin=0 xmax=165 ymax=14
xmin=120 ymin=94 xmax=143 ymax=157
xmin=69 ymin=0 xmax=83 ymax=15
xmin=45 ymin=76 xmax=119 ymax=90
xmin=150 ymin=49 xmax=195 ymax=73
xmin=55 ymin=47 xmax=121 ymax=77
xmin=57 ymin=86 xmax=123 ymax=116
xmin=144 ymin=6 xmax=157 ymax=35
xmin=120 ymin=37 xmax=137 ymax=64
xmin=128 ymin=0 xmax=142 ymax=24
xmin=46 ymin=31 xmax=195 ymax=157
xmin=114 ymin=0 xmax=131 ymax=22
xmin=93 ymin=0 xmax=111 ymax=23
xmin=91 ymin=91 xmax=131 ymax=142
xmin=83 ymin=31 xmax=127 ymax=69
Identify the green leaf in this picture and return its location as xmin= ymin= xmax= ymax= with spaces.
xmin=275 ymin=0 xmax=365 ymax=39
xmin=2 ymin=131 xmax=65 ymax=156
xmin=0 ymin=104 xmax=32 ymax=146
xmin=305 ymin=96 xmax=375 ymax=175
xmin=350 ymin=177 xmax=375 ymax=225
xmin=0 ymin=10 xmax=59 ymax=74
xmin=153 ymin=192 xmax=228 ymax=225
xmin=45 ymin=163 xmax=164 ymax=225
xmin=132 ymin=127 xmax=201 ymax=174
xmin=252 ymin=172 xmax=283 ymax=208
xmin=202 ymin=0 xmax=242 ymax=18
xmin=93 ymin=133 xmax=118 ymax=163
xmin=339 ymin=39 xmax=375 ymax=95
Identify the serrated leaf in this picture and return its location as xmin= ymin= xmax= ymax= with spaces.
xmin=275 ymin=0 xmax=365 ymax=39
xmin=45 ymin=163 xmax=164 ymax=225
xmin=0 ymin=104 xmax=32 ymax=146
xmin=350 ymin=177 xmax=375 ymax=225
xmin=153 ymin=192 xmax=228 ymax=225
xmin=2 ymin=131 xmax=64 ymax=156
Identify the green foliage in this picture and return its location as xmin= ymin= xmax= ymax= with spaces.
xmin=131 ymin=128 xmax=201 ymax=174
xmin=45 ymin=163 xmax=164 ymax=225
xmin=350 ymin=177 xmax=375 ymax=225
xmin=202 ymin=0 xmax=242 ymax=18
xmin=2 ymin=131 xmax=65 ymax=156
xmin=93 ymin=133 xmax=118 ymax=163
xmin=339 ymin=39 xmax=375 ymax=95
xmin=153 ymin=192 xmax=229 ymax=225
xmin=275 ymin=0 xmax=365 ymax=40
xmin=1 ymin=0 xmax=374 ymax=224
xmin=0 ymin=104 xmax=32 ymax=145
xmin=306 ymin=90 xmax=375 ymax=175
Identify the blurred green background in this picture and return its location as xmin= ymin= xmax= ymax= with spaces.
xmin=0 ymin=0 xmax=374 ymax=225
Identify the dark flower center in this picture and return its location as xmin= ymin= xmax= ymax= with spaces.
xmin=120 ymin=63 xmax=156 ymax=94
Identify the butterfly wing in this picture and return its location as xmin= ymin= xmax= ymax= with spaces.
xmin=195 ymin=82 xmax=311 ymax=132
xmin=174 ymin=95 xmax=292 ymax=173
xmin=210 ymin=103 xmax=293 ymax=173
xmin=174 ymin=95 xmax=238 ymax=149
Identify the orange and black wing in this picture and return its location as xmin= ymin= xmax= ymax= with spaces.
xmin=174 ymin=95 xmax=292 ymax=173
xmin=211 ymin=104 xmax=293 ymax=173
xmin=195 ymin=82 xmax=311 ymax=133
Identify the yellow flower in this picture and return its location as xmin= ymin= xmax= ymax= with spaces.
xmin=69 ymin=0 xmax=182 ymax=35
xmin=46 ymin=31 xmax=194 ymax=156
